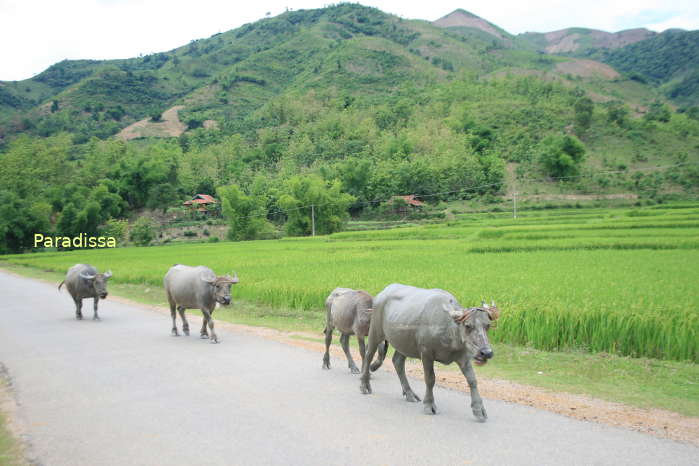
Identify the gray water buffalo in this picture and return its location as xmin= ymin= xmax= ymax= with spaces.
xmin=323 ymin=287 xmax=384 ymax=374
xmin=359 ymin=284 xmax=500 ymax=422
xmin=164 ymin=264 xmax=239 ymax=343
xmin=58 ymin=264 xmax=112 ymax=320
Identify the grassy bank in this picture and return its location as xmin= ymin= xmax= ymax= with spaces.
xmin=1 ymin=263 xmax=698 ymax=417
xmin=0 ymin=381 xmax=23 ymax=466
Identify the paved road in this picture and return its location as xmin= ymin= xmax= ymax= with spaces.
xmin=0 ymin=271 xmax=697 ymax=466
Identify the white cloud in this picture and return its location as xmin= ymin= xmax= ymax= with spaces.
xmin=0 ymin=0 xmax=697 ymax=81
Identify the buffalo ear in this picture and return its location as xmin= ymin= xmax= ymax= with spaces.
xmin=487 ymin=306 xmax=500 ymax=321
xmin=449 ymin=309 xmax=470 ymax=323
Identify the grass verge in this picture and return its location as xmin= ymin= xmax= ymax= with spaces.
xmin=2 ymin=262 xmax=697 ymax=418
xmin=0 ymin=378 xmax=24 ymax=466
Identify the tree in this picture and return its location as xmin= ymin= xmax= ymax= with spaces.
xmin=218 ymin=184 xmax=272 ymax=241
xmin=129 ymin=217 xmax=156 ymax=246
xmin=539 ymin=135 xmax=586 ymax=178
xmin=606 ymin=101 xmax=628 ymax=127
xmin=573 ymin=97 xmax=594 ymax=133
xmin=0 ymin=191 xmax=51 ymax=253
xmin=278 ymin=175 xmax=355 ymax=236
xmin=100 ymin=219 xmax=128 ymax=246
xmin=75 ymin=200 xmax=102 ymax=236
xmin=644 ymin=100 xmax=671 ymax=123
xmin=56 ymin=202 xmax=80 ymax=237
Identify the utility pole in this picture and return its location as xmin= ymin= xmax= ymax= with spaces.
xmin=311 ymin=204 xmax=316 ymax=236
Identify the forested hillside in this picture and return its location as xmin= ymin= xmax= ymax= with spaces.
xmin=585 ymin=30 xmax=699 ymax=107
xmin=1 ymin=4 xmax=698 ymax=253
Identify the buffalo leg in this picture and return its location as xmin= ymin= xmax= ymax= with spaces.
xmin=177 ymin=306 xmax=189 ymax=336
xmin=200 ymin=313 xmax=209 ymax=339
xmin=370 ymin=340 xmax=388 ymax=372
xmin=92 ymin=297 xmax=100 ymax=320
xmin=74 ymin=297 xmax=83 ymax=320
xmin=359 ymin=328 xmax=382 ymax=394
xmin=170 ymin=303 xmax=179 ymax=336
xmin=421 ymin=354 xmax=437 ymax=414
xmin=357 ymin=336 xmax=366 ymax=369
xmin=459 ymin=360 xmax=487 ymax=422
xmin=340 ymin=334 xmax=359 ymax=374
xmin=322 ymin=325 xmax=334 ymax=369
xmin=392 ymin=351 xmax=420 ymax=402
xmin=201 ymin=309 xmax=218 ymax=343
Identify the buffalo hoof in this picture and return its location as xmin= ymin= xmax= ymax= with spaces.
xmin=76 ymin=315 xmax=83 ymax=320
xmin=183 ymin=329 xmax=190 ymax=336
xmin=423 ymin=402 xmax=437 ymax=415
xmin=369 ymin=362 xmax=382 ymax=372
xmin=322 ymin=360 xmax=330 ymax=370
xmin=350 ymin=366 xmax=360 ymax=375
xmin=404 ymin=391 xmax=421 ymax=403
xmin=210 ymin=338 xmax=219 ymax=344
xmin=200 ymin=334 xmax=209 ymax=339
xmin=171 ymin=330 xmax=179 ymax=337
xmin=472 ymin=404 xmax=488 ymax=422
xmin=93 ymin=316 xmax=100 ymax=321
xmin=360 ymin=381 xmax=372 ymax=394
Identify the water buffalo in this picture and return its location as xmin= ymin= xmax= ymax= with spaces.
xmin=58 ymin=264 xmax=112 ymax=320
xmin=359 ymin=284 xmax=500 ymax=422
xmin=323 ymin=287 xmax=385 ymax=374
xmin=164 ymin=264 xmax=239 ymax=343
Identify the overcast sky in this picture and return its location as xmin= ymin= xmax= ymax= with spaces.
xmin=1 ymin=0 xmax=697 ymax=81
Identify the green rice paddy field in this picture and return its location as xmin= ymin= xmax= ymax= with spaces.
xmin=3 ymin=204 xmax=698 ymax=362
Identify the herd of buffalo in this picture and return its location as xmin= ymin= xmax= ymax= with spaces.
xmin=59 ymin=263 xmax=501 ymax=422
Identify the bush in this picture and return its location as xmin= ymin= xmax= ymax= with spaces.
xmin=100 ymin=218 xmax=128 ymax=246
xmin=218 ymin=184 xmax=273 ymax=241
xmin=130 ymin=217 xmax=156 ymax=246
xmin=538 ymin=135 xmax=586 ymax=178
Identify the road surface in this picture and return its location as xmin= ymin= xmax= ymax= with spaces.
xmin=0 ymin=270 xmax=697 ymax=465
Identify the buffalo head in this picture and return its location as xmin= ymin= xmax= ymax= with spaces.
xmin=80 ymin=270 xmax=112 ymax=299
xmin=450 ymin=300 xmax=500 ymax=366
xmin=201 ymin=272 xmax=239 ymax=306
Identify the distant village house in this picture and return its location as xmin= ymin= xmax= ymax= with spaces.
xmin=387 ymin=195 xmax=424 ymax=215
xmin=183 ymin=194 xmax=218 ymax=216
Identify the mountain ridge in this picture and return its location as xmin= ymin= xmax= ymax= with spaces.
xmin=0 ymin=3 xmax=697 ymax=145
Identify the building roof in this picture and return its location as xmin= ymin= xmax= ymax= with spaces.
xmin=389 ymin=195 xmax=424 ymax=207
xmin=183 ymin=194 xmax=217 ymax=206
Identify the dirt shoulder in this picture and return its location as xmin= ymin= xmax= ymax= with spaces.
xmin=0 ymin=364 xmax=31 ymax=465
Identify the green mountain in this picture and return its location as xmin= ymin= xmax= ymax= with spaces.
xmin=4 ymin=4 xmax=695 ymax=142
xmin=582 ymin=30 xmax=699 ymax=106
xmin=0 ymin=4 xmax=698 ymax=252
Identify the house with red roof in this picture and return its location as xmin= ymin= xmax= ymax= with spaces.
xmin=387 ymin=195 xmax=424 ymax=214
xmin=183 ymin=194 xmax=218 ymax=215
